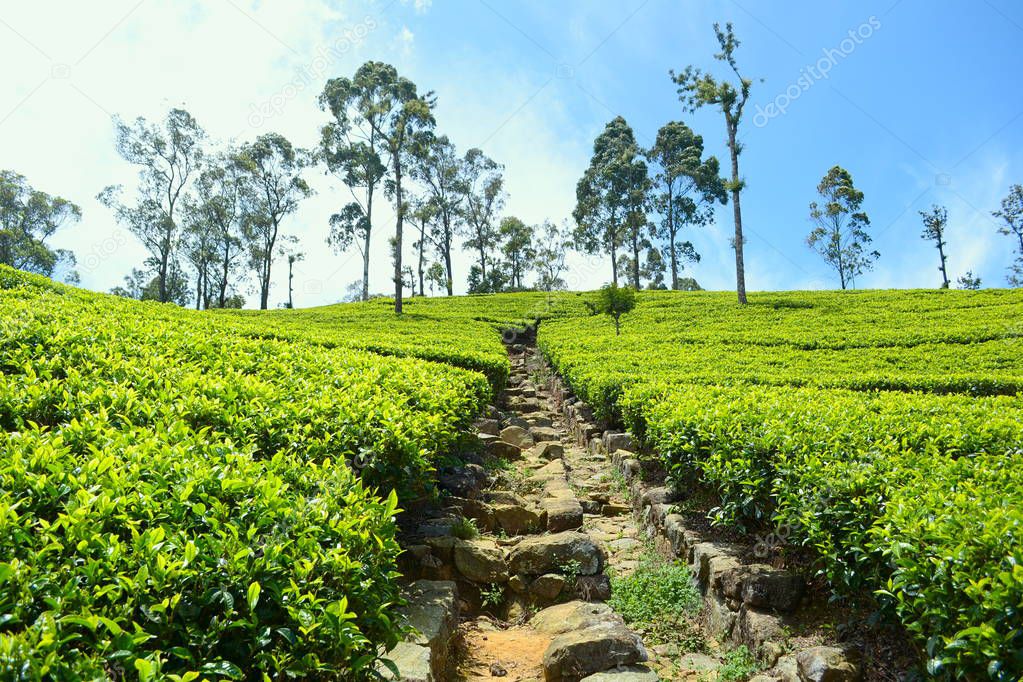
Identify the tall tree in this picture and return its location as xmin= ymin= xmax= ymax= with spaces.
xmin=957 ymin=271 xmax=982 ymax=290
xmin=425 ymin=261 xmax=447 ymax=295
xmin=0 ymin=169 xmax=81 ymax=279
xmin=98 ymin=108 xmax=205 ymax=302
xmin=498 ymin=216 xmax=534 ymax=289
xmin=319 ymin=74 xmax=388 ymax=302
xmin=283 ymin=240 xmax=303 ymax=309
xmin=918 ymin=204 xmax=950 ymax=288
xmin=182 ymin=153 xmax=252 ymax=309
xmin=347 ymin=61 xmax=435 ymax=314
xmin=412 ymin=133 xmax=465 ymax=295
xmin=111 ymin=263 xmax=190 ymax=305
xmin=993 ymin=184 xmax=1023 ymax=287
xmin=534 ymin=220 xmax=570 ymax=295
xmin=807 ymin=165 xmax=878 ymax=289
xmin=461 ymin=148 xmax=505 ymax=287
xmin=646 ymin=121 xmax=725 ymax=289
xmin=573 ymin=116 xmax=647 ymax=286
xmin=237 ymin=133 xmax=313 ymax=309
xmin=181 ymin=200 xmax=218 ymax=309
xmin=407 ymin=199 xmax=434 ymax=297
xmin=672 ymin=23 xmax=755 ymax=304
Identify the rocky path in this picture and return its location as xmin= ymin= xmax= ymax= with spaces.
xmin=387 ymin=342 xmax=858 ymax=682
xmin=449 ymin=343 xmax=659 ymax=681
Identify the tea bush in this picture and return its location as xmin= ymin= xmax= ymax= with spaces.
xmin=540 ymin=288 xmax=1023 ymax=678
xmin=0 ymin=268 xmax=493 ymax=679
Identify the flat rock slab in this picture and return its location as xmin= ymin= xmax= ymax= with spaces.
xmin=543 ymin=623 xmax=648 ymax=682
xmin=530 ymin=426 xmax=562 ymax=442
xmin=579 ymin=666 xmax=659 ymax=682
xmin=509 ymin=532 xmax=604 ymax=576
xmin=454 ymin=540 xmax=508 ymax=583
xmin=531 ymin=442 xmax=565 ymax=461
xmin=796 ymin=646 xmax=860 ymax=682
xmin=493 ymin=503 xmax=544 ymax=535
xmin=487 ymin=440 xmax=523 ymax=460
xmin=403 ymin=580 xmax=459 ymax=649
xmin=378 ymin=641 xmax=432 ymax=681
xmin=474 ymin=418 xmax=500 ymax=436
xmin=501 ymin=425 xmax=536 ymax=449
xmin=531 ymin=601 xmax=622 ymax=635
xmin=543 ymin=497 xmax=584 ymax=532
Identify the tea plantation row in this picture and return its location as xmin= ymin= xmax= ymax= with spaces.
xmin=538 ymin=288 xmax=1023 ymax=678
xmin=0 ymin=268 xmax=501 ymax=680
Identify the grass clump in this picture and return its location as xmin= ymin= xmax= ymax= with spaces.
xmin=608 ymin=551 xmax=702 ymax=647
xmin=718 ymin=646 xmax=762 ymax=681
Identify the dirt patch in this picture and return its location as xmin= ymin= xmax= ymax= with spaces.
xmin=452 ymin=618 xmax=550 ymax=682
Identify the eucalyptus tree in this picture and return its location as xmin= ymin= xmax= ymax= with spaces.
xmin=646 ymin=121 xmax=725 ymax=289
xmin=460 ymin=147 xmax=505 ymax=287
xmin=498 ymin=216 xmax=534 ymax=289
xmin=406 ymin=198 xmax=435 ymax=297
xmin=993 ymin=184 xmax=1023 ymax=287
xmin=957 ymin=271 xmax=982 ymax=290
xmin=345 ymin=61 xmax=435 ymax=314
xmin=534 ymin=219 xmax=570 ymax=294
xmin=412 ymin=133 xmax=465 ymax=295
xmin=918 ymin=204 xmax=950 ymax=288
xmin=672 ymin=23 xmax=755 ymax=304
xmin=98 ymin=108 xmax=205 ymax=303
xmin=0 ymin=169 xmax=81 ymax=279
xmin=425 ymin=261 xmax=447 ymax=295
xmin=237 ymin=132 xmax=313 ymax=309
xmin=807 ymin=165 xmax=878 ymax=290
xmin=573 ymin=116 xmax=647 ymax=286
xmin=319 ymin=73 xmax=388 ymax=301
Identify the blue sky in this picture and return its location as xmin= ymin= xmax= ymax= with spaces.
xmin=2 ymin=0 xmax=1021 ymax=305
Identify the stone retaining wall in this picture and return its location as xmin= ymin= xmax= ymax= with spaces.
xmin=549 ymin=374 xmax=861 ymax=682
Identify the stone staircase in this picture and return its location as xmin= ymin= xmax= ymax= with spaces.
xmin=381 ymin=342 xmax=860 ymax=682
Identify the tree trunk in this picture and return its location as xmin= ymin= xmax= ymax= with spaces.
xmin=610 ymin=247 xmax=618 ymax=287
xmin=668 ymin=184 xmax=679 ymax=290
xmin=417 ymin=230 xmax=425 ymax=298
xmin=288 ymin=260 xmax=294 ymax=308
xmin=937 ymin=239 xmax=949 ymax=288
xmin=218 ymin=242 xmax=230 ymax=308
xmin=158 ymin=252 xmax=169 ymax=303
xmin=727 ymin=123 xmax=747 ymax=304
xmin=260 ymin=265 xmax=270 ymax=309
xmin=363 ymin=187 xmax=373 ymax=302
xmin=631 ymin=231 xmax=640 ymax=289
xmin=443 ymin=226 xmax=454 ymax=296
xmin=393 ymin=159 xmax=404 ymax=315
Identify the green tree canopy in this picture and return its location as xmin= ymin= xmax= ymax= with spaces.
xmin=993 ymin=184 xmax=1023 ymax=287
xmin=460 ymin=147 xmax=504 ymax=288
xmin=98 ymin=108 xmax=205 ymax=303
xmin=319 ymin=71 xmax=390 ymax=302
xmin=646 ymin=121 xmax=725 ymax=290
xmin=595 ymin=283 xmax=636 ymax=335
xmin=348 ymin=61 xmax=435 ymax=314
xmin=498 ymin=216 xmax=534 ymax=290
xmin=918 ymin=204 xmax=950 ymax=289
xmin=807 ymin=165 xmax=878 ymax=290
xmin=573 ymin=116 xmax=647 ymax=286
xmin=0 ymin=169 xmax=81 ymax=280
xmin=237 ymin=132 xmax=313 ymax=309
xmin=672 ymin=22 xmax=756 ymax=304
